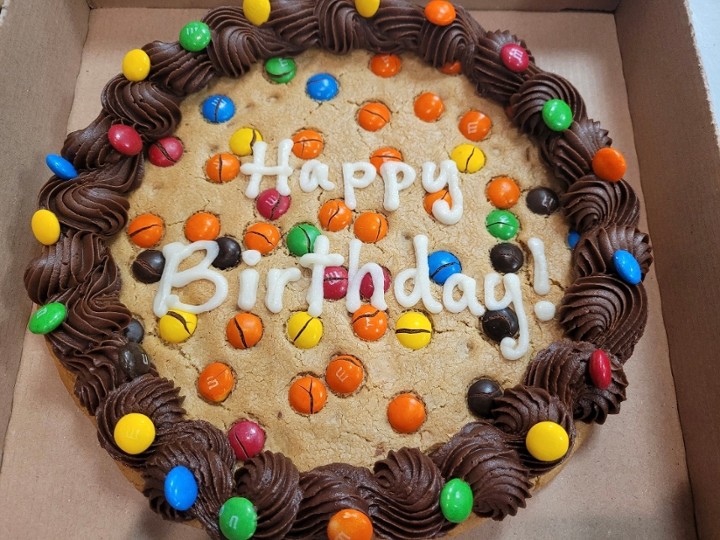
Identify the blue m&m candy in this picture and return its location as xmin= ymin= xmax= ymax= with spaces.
xmin=567 ymin=230 xmax=580 ymax=249
xmin=428 ymin=250 xmax=462 ymax=285
xmin=612 ymin=249 xmax=641 ymax=285
xmin=306 ymin=73 xmax=339 ymax=101
xmin=164 ymin=465 xmax=198 ymax=511
xmin=45 ymin=154 xmax=77 ymax=180
xmin=202 ymin=95 xmax=236 ymax=123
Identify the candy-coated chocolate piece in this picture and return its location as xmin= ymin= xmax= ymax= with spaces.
xmin=291 ymin=129 xmax=324 ymax=159
xmin=387 ymin=393 xmax=426 ymax=433
xmin=124 ymin=318 xmax=145 ymax=343
xmin=485 ymin=209 xmax=519 ymax=240
xmin=219 ymin=497 xmax=258 ymax=540
xmin=127 ymin=213 xmax=164 ymax=248
xmin=185 ymin=212 xmax=221 ymax=242
xmin=567 ymin=230 xmax=580 ymax=249
xmin=395 ymin=311 xmax=433 ymax=350
xmin=357 ymin=101 xmax=391 ymax=131
xmin=201 ymin=95 xmax=236 ymax=123
xmin=355 ymin=0 xmax=380 ymax=18
xmin=264 ymin=57 xmax=297 ymax=84
xmin=326 ymin=355 xmax=365 ymax=395
xmin=148 ymin=137 xmax=184 ymax=167
xmin=206 ymin=152 xmax=240 ymax=183
xmin=287 ymin=311 xmax=323 ymax=349
xmin=228 ymin=420 xmax=266 ymax=460
xmin=481 ymin=307 xmax=519 ymax=343
xmin=213 ymin=236 xmax=242 ymax=270
xmin=113 ymin=412 xmax=155 ymax=455
xmin=108 ymin=124 xmax=143 ymax=156
xmin=179 ymin=21 xmax=211 ymax=52
xmin=164 ymin=466 xmax=198 ymax=512
xmin=592 ymin=146 xmax=627 ymax=182
xmin=440 ymin=478 xmax=474 ymax=523
xmin=28 ymin=302 xmax=67 ymax=334
xmin=489 ymin=243 xmax=524 ymax=274
xmin=122 ymin=49 xmax=151 ymax=82
xmin=229 ymin=127 xmax=263 ymax=157
xmin=414 ymin=92 xmax=445 ymax=122
xmin=256 ymin=188 xmax=291 ymax=220
xmin=306 ymin=73 xmax=339 ymax=101
xmin=226 ymin=312 xmax=264 ymax=349
xmin=590 ymin=349 xmax=612 ymax=390
xmin=370 ymin=53 xmax=402 ymax=77
xmin=424 ymin=0 xmax=456 ymax=26
xmin=354 ymin=212 xmax=388 ymax=243
xmin=45 ymin=154 xmax=77 ymax=180
xmin=428 ymin=250 xmax=462 ymax=285
xmin=467 ymin=378 xmax=502 ymax=417
xmin=612 ymin=249 xmax=642 ymax=285
xmin=198 ymin=362 xmax=235 ymax=403
xmin=131 ymin=249 xmax=165 ymax=283
xmin=244 ymin=222 xmax=281 ymax=255
xmin=424 ymin=189 xmax=453 ymax=217
xmin=31 ymin=209 xmax=61 ymax=246
xmin=243 ymin=0 xmax=271 ymax=26
xmin=500 ymin=43 xmax=529 ymax=72
xmin=359 ymin=265 xmax=391 ymax=299
xmin=438 ymin=60 xmax=462 ymax=75
xmin=158 ymin=309 xmax=197 ymax=343
xmin=323 ymin=266 xmax=349 ymax=300
xmin=542 ymin=99 xmax=573 ymax=131
xmin=450 ymin=143 xmax=485 ymax=173
xmin=318 ymin=199 xmax=353 ymax=232
xmin=526 ymin=186 xmax=559 ymax=215
xmin=351 ymin=305 xmax=388 ymax=341
xmin=486 ymin=176 xmax=520 ymax=209
xmin=288 ymin=375 xmax=327 ymax=414
xmin=327 ymin=509 xmax=374 ymax=540
xmin=287 ymin=223 xmax=321 ymax=256
xmin=370 ymin=147 xmax=403 ymax=174
xmin=459 ymin=110 xmax=492 ymax=142
xmin=118 ymin=342 xmax=152 ymax=379
xmin=525 ymin=421 xmax=569 ymax=462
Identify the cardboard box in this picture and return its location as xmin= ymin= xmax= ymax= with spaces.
xmin=1 ymin=0 xmax=717 ymax=538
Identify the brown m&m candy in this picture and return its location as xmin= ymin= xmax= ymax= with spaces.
xmin=467 ymin=378 xmax=502 ymax=417
xmin=244 ymin=222 xmax=281 ymax=254
xmin=127 ymin=213 xmax=164 ymax=248
xmin=205 ymin=152 xmax=240 ymax=183
xmin=354 ymin=211 xmax=388 ymax=243
xmin=292 ymin=129 xmax=324 ymax=159
xmin=226 ymin=313 xmax=264 ymax=349
xmin=489 ymin=243 xmax=524 ymax=273
xmin=118 ymin=342 xmax=152 ymax=379
xmin=288 ymin=375 xmax=327 ymax=414
xmin=326 ymin=355 xmax=365 ymax=395
xmin=185 ymin=212 xmax=220 ymax=242
xmin=198 ymin=362 xmax=235 ymax=403
xmin=351 ymin=305 xmax=388 ymax=341
xmin=318 ymin=199 xmax=353 ymax=232
xmin=481 ymin=307 xmax=519 ymax=343
xmin=131 ymin=250 xmax=165 ymax=283
xmin=526 ymin=187 xmax=560 ymax=215
xmin=212 ymin=236 xmax=242 ymax=270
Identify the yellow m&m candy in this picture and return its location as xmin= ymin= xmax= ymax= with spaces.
xmin=243 ymin=0 xmax=271 ymax=26
xmin=355 ymin=0 xmax=380 ymax=18
xmin=450 ymin=143 xmax=486 ymax=173
xmin=395 ymin=311 xmax=432 ymax=350
xmin=230 ymin=127 xmax=263 ymax=156
xmin=158 ymin=309 xmax=198 ymax=343
xmin=122 ymin=49 xmax=151 ymax=82
xmin=287 ymin=311 xmax=323 ymax=349
xmin=31 ymin=209 xmax=61 ymax=246
xmin=525 ymin=421 xmax=569 ymax=462
xmin=113 ymin=412 xmax=155 ymax=455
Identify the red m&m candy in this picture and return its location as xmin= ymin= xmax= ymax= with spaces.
xmin=256 ymin=188 xmax=291 ymax=220
xmin=108 ymin=124 xmax=143 ymax=156
xmin=589 ymin=349 xmax=612 ymax=389
xmin=228 ymin=420 xmax=266 ymax=460
xmin=323 ymin=266 xmax=349 ymax=300
xmin=148 ymin=137 xmax=184 ymax=167
xmin=500 ymin=43 xmax=530 ymax=72
xmin=359 ymin=266 xmax=391 ymax=299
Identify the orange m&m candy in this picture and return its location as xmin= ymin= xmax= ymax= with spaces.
xmin=318 ymin=199 xmax=353 ymax=232
xmin=326 ymin=355 xmax=365 ymax=395
xmin=438 ymin=60 xmax=462 ymax=75
xmin=184 ymin=212 xmax=221 ymax=241
xmin=387 ymin=393 xmax=426 ymax=433
xmin=354 ymin=211 xmax=388 ymax=243
xmin=424 ymin=189 xmax=453 ymax=217
xmin=226 ymin=312 xmax=264 ymax=349
xmin=414 ymin=92 xmax=445 ymax=122
xmin=370 ymin=147 xmax=403 ymax=175
xmin=205 ymin=152 xmax=240 ymax=183
xmin=486 ymin=176 xmax=520 ymax=209
xmin=327 ymin=509 xmax=374 ymax=540
xmin=459 ymin=110 xmax=492 ymax=142
xmin=592 ymin=147 xmax=627 ymax=182
xmin=351 ymin=305 xmax=388 ymax=341
xmin=127 ymin=213 xmax=164 ymax=248
xmin=292 ymin=129 xmax=324 ymax=159
xmin=357 ymin=102 xmax=391 ymax=132
xmin=288 ymin=375 xmax=327 ymax=415
xmin=370 ymin=53 xmax=401 ymax=78
xmin=244 ymin=222 xmax=281 ymax=254
xmin=197 ymin=362 xmax=235 ymax=403
xmin=425 ymin=0 xmax=456 ymax=26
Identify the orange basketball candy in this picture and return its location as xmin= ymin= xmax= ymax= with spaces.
xmin=592 ymin=146 xmax=627 ymax=182
xmin=288 ymin=375 xmax=327 ymax=415
xmin=127 ymin=213 xmax=164 ymax=248
xmin=197 ymin=362 xmax=235 ymax=403
xmin=459 ymin=110 xmax=492 ymax=142
xmin=357 ymin=102 xmax=391 ymax=132
xmin=423 ymin=189 xmax=453 ymax=216
xmin=327 ymin=509 xmax=374 ymax=540
xmin=184 ymin=212 xmax=220 ymax=241
xmin=351 ymin=305 xmax=388 ymax=341
xmin=438 ymin=60 xmax=462 ymax=75
xmin=370 ymin=53 xmax=401 ymax=78
xmin=244 ymin=222 xmax=281 ymax=254
xmin=486 ymin=176 xmax=520 ymax=209
xmin=326 ymin=355 xmax=365 ymax=395
xmin=354 ymin=211 xmax=388 ymax=243
xmin=370 ymin=147 xmax=403 ymax=175
xmin=205 ymin=152 xmax=240 ymax=183
xmin=292 ymin=129 xmax=324 ymax=159
xmin=318 ymin=199 xmax=353 ymax=232
xmin=387 ymin=393 xmax=426 ymax=433
xmin=414 ymin=92 xmax=445 ymax=122
xmin=226 ymin=312 xmax=264 ymax=349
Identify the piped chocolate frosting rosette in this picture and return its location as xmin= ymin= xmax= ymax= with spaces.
xmin=24 ymin=0 xmax=653 ymax=538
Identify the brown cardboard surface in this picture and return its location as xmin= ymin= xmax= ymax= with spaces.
xmin=0 ymin=6 xmax=696 ymax=540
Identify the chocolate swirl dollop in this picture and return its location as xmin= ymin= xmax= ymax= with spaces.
xmin=417 ymin=6 xmax=484 ymax=70
xmin=143 ymin=41 xmax=217 ymax=97
xmin=61 ymin=111 xmax=122 ymax=171
xmin=559 ymin=275 xmax=648 ymax=361
xmin=562 ymin=175 xmax=640 ymax=233
xmin=573 ymin=225 xmax=653 ymax=279
xmin=266 ymin=0 xmax=320 ymax=48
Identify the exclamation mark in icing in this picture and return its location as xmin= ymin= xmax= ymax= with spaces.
xmin=527 ymin=237 xmax=556 ymax=321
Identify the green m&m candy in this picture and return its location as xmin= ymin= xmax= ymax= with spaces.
xmin=265 ymin=57 xmax=297 ymax=84
xmin=28 ymin=302 xmax=67 ymax=334
xmin=286 ymin=223 xmax=321 ymax=256
xmin=542 ymin=98 xmax=573 ymax=131
xmin=179 ymin=21 xmax=211 ymax=52
xmin=219 ymin=497 xmax=257 ymax=540
xmin=440 ymin=478 xmax=474 ymax=523
xmin=485 ymin=210 xmax=519 ymax=240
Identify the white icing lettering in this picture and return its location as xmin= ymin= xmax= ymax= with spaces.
xmin=240 ymin=139 xmax=294 ymax=198
xmin=379 ymin=161 xmax=416 ymax=211
xmin=421 ymin=160 xmax=464 ymax=225
xmin=299 ymin=235 xmax=345 ymax=317
xmin=342 ymin=162 xmax=376 ymax=210
xmin=498 ymin=274 xmax=529 ymax=360
xmin=528 ymin=237 xmax=551 ymax=295
xmin=241 ymin=249 xmax=262 ymax=266
xmin=237 ymin=269 xmax=260 ymax=311
xmin=265 ymin=268 xmax=302 ymax=313
xmin=534 ymin=300 xmax=556 ymax=321
xmin=442 ymin=273 xmax=486 ymax=316
xmin=299 ymin=159 xmax=335 ymax=193
xmin=346 ymin=239 xmax=388 ymax=312
xmin=393 ymin=234 xmax=443 ymax=313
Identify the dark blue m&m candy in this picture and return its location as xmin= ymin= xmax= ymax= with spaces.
xmin=201 ymin=95 xmax=236 ymax=123
xmin=45 ymin=154 xmax=77 ymax=180
xmin=567 ymin=230 xmax=580 ymax=249
xmin=164 ymin=465 xmax=198 ymax=511
xmin=306 ymin=73 xmax=339 ymax=101
xmin=428 ymin=250 xmax=462 ymax=285
xmin=612 ymin=249 xmax=642 ymax=285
